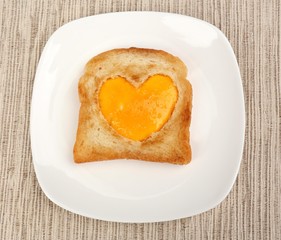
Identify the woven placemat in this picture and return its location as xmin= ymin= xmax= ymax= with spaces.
xmin=0 ymin=0 xmax=280 ymax=239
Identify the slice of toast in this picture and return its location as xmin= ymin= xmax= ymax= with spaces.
xmin=74 ymin=48 xmax=192 ymax=164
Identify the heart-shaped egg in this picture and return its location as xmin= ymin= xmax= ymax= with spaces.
xmin=99 ymin=74 xmax=178 ymax=141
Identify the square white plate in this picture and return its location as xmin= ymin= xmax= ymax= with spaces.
xmin=30 ymin=12 xmax=245 ymax=223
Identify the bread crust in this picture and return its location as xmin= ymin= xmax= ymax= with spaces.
xmin=74 ymin=48 xmax=192 ymax=164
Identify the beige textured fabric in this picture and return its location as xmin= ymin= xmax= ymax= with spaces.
xmin=0 ymin=0 xmax=280 ymax=239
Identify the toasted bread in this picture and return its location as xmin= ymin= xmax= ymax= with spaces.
xmin=74 ymin=48 xmax=192 ymax=164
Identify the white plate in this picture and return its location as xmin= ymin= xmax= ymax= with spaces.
xmin=30 ymin=12 xmax=245 ymax=223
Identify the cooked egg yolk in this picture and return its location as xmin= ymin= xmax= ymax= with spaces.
xmin=99 ymin=74 xmax=178 ymax=141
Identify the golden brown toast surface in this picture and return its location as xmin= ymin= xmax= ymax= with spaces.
xmin=74 ymin=48 xmax=192 ymax=164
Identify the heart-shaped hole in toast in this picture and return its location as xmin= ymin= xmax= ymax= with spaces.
xmin=99 ymin=74 xmax=178 ymax=141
